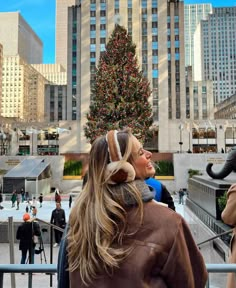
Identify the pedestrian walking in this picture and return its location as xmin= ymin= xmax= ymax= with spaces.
xmin=178 ymin=188 xmax=184 ymax=205
xmin=16 ymin=213 xmax=41 ymax=265
xmin=55 ymin=189 xmax=61 ymax=203
xmin=0 ymin=192 xmax=3 ymax=209
xmin=11 ymin=190 xmax=17 ymax=208
xmin=30 ymin=197 xmax=37 ymax=209
xmin=21 ymin=187 xmax=25 ymax=202
xmin=38 ymin=193 xmax=43 ymax=208
xmin=69 ymin=194 xmax=72 ymax=209
xmin=50 ymin=202 xmax=66 ymax=247
xmin=32 ymin=206 xmax=38 ymax=218
xmin=25 ymin=191 xmax=30 ymax=203
xmin=16 ymin=191 xmax=21 ymax=210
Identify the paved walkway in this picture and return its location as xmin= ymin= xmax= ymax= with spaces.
xmin=0 ymin=195 xmax=229 ymax=287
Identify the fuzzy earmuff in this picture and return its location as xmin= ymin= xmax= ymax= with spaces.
xmin=105 ymin=130 xmax=135 ymax=184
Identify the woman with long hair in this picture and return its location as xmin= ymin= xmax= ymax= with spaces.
xmin=65 ymin=129 xmax=207 ymax=288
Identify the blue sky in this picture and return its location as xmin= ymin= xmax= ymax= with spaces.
xmin=0 ymin=0 xmax=55 ymax=64
xmin=0 ymin=1 xmax=235 ymax=64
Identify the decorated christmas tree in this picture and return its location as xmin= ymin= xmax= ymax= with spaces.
xmin=84 ymin=24 xmax=153 ymax=143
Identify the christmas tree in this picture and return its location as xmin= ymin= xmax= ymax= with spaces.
xmin=84 ymin=24 xmax=153 ymax=143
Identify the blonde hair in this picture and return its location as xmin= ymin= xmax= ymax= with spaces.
xmin=67 ymin=129 xmax=143 ymax=285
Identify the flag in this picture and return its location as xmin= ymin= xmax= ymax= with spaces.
xmin=208 ymin=120 xmax=214 ymax=129
xmin=185 ymin=122 xmax=190 ymax=132
xmin=179 ymin=123 xmax=183 ymax=130
xmin=193 ymin=122 xmax=199 ymax=132
xmin=56 ymin=127 xmax=70 ymax=134
xmin=17 ymin=128 xmax=24 ymax=136
xmin=223 ymin=120 xmax=229 ymax=132
xmin=26 ymin=127 xmax=39 ymax=134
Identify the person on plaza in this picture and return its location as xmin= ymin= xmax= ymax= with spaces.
xmin=16 ymin=213 xmax=41 ymax=265
xmin=21 ymin=187 xmax=25 ymax=202
xmin=30 ymin=196 xmax=37 ymax=209
xmin=11 ymin=190 xmax=17 ymax=208
xmin=0 ymin=191 xmax=3 ymax=209
xmin=31 ymin=206 xmax=38 ymax=218
xmin=25 ymin=191 xmax=30 ymax=203
xmin=69 ymin=194 xmax=72 ymax=209
xmin=60 ymin=129 xmax=207 ymax=288
xmin=38 ymin=193 xmax=43 ymax=208
xmin=50 ymin=202 xmax=66 ymax=247
xmin=178 ymin=188 xmax=185 ymax=205
xmin=145 ymin=176 xmax=176 ymax=211
xmin=16 ymin=190 xmax=21 ymax=210
xmin=55 ymin=189 xmax=61 ymax=203
xmin=221 ymin=183 xmax=236 ymax=288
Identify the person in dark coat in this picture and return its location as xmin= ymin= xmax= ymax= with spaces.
xmin=16 ymin=213 xmax=41 ymax=264
xmin=145 ymin=177 xmax=176 ymax=211
xmin=178 ymin=188 xmax=185 ymax=204
xmin=50 ymin=202 xmax=66 ymax=247
xmin=69 ymin=195 xmax=72 ymax=209
xmin=11 ymin=190 xmax=17 ymax=207
xmin=38 ymin=193 xmax=43 ymax=208
xmin=0 ymin=192 xmax=3 ymax=209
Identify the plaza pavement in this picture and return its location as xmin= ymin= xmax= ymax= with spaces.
xmin=0 ymin=194 xmax=229 ymax=287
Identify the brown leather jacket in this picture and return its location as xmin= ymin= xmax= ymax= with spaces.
xmin=70 ymin=201 xmax=207 ymax=288
xmin=221 ymin=183 xmax=236 ymax=288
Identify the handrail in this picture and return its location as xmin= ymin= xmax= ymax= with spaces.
xmin=35 ymin=217 xmax=64 ymax=232
xmin=206 ymin=263 xmax=236 ymax=272
xmin=205 ymin=263 xmax=236 ymax=288
xmin=0 ymin=264 xmax=57 ymax=273
xmin=0 ymin=264 xmax=57 ymax=288
xmin=197 ymin=228 xmax=233 ymax=247
xmin=1 ymin=263 xmax=236 ymax=288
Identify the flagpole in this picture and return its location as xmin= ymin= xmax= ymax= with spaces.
xmin=179 ymin=124 xmax=183 ymax=153
xmin=233 ymin=124 xmax=235 ymax=145
xmin=189 ymin=129 xmax=191 ymax=152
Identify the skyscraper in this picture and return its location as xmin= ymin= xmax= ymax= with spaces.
xmin=194 ymin=6 xmax=236 ymax=104
xmin=1 ymin=55 xmax=46 ymax=121
xmin=0 ymin=12 xmax=42 ymax=64
xmin=55 ymin=0 xmax=76 ymax=70
xmin=184 ymin=3 xmax=212 ymax=67
xmin=65 ymin=0 xmax=185 ymax=152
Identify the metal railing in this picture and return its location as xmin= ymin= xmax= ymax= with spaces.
xmin=197 ymin=228 xmax=233 ymax=247
xmin=0 ymin=264 xmax=57 ymax=288
xmin=206 ymin=264 xmax=236 ymax=288
xmin=0 ymin=263 xmax=236 ymax=288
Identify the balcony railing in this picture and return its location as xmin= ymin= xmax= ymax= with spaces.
xmin=0 ymin=263 xmax=236 ymax=288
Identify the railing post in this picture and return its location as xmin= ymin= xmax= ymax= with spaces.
xmin=205 ymin=278 xmax=210 ymax=288
xmin=0 ymin=272 xmax=3 ymax=288
xmin=50 ymin=226 xmax=53 ymax=287
xmin=8 ymin=216 xmax=16 ymax=288
xmin=28 ymin=272 xmax=33 ymax=288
